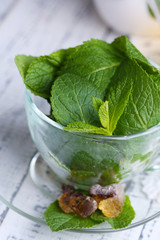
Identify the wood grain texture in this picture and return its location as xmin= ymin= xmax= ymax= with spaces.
xmin=0 ymin=0 xmax=160 ymax=239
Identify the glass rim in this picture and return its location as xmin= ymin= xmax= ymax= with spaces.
xmin=25 ymin=87 xmax=160 ymax=140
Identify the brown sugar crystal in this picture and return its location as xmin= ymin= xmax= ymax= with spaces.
xmin=58 ymin=184 xmax=97 ymax=218
xmin=89 ymin=183 xmax=125 ymax=218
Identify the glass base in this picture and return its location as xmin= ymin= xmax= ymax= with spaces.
xmin=1 ymin=152 xmax=160 ymax=233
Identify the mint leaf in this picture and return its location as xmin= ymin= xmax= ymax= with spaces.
xmin=92 ymin=96 xmax=103 ymax=112
xmin=98 ymin=101 xmax=110 ymax=130
xmin=91 ymin=196 xmax=135 ymax=229
xmin=115 ymin=59 xmax=160 ymax=135
xmin=111 ymin=36 xmax=149 ymax=65
xmin=99 ymin=159 xmax=121 ymax=185
xmin=135 ymin=60 xmax=160 ymax=88
xmin=107 ymin=60 xmax=133 ymax=133
xmin=70 ymin=151 xmax=98 ymax=173
xmin=49 ymin=47 xmax=74 ymax=64
xmin=92 ymin=70 xmax=132 ymax=134
xmin=59 ymin=39 xmax=122 ymax=96
xmin=15 ymin=48 xmax=74 ymax=99
xmin=23 ymin=50 xmax=74 ymax=99
xmin=64 ymin=122 xmax=110 ymax=135
xmin=111 ymin=36 xmax=160 ymax=87
xmin=69 ymin=151 xmax=121 ymax=184
xmin=25 ymin=56 xmax=57 ymax=98
xmin=70 ymin=151 xmax=99 ymax=179
xmin=44 ymin=200 xmax=101 ymax=232
xmin=51 ymin=73 xmax=103 ymax=126
xmin=15 ymin=55 xmax=37 ymax=79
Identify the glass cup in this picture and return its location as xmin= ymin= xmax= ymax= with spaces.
xmin=25 ymin=88 xmax=160 ymax=190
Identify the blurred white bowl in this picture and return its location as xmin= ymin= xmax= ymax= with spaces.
xmin=93 ymin=0 xmax=160 ymax=36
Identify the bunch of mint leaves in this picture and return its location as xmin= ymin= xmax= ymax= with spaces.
xmin=15 ymin=36 xmax=160 ymax=136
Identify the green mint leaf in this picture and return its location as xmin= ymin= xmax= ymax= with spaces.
xmin=24 ymin=48 xmax=75 ymax=99
xmin=99 ymin=169 xmax=120 ymax=185
xmin=14 ymin=55 xmax=37 ymax=79
xmin=98 ymin=100 xmax=110 ymax=130
xmin=64 ymin=122 xmax=111 ymax=135
xmin=115 ymin=59 xmax=160 ymax=135
xmin=107 ymin=60 xmax=133 ymax=133
xmin=70 ymin=151 xmax=121 ymax=184
xmin=91 ymin=196 xmax=135 ymax=229
xmin=149 ymin=67 xmax=160 ymax=89
xmin=44 ymin=200 xmax=101 ymax=232
xmin=59 ymin=39 xmax=123 ymax=96
xmin=70 ymin=151 xmax=99 ymax=178
xmin=49 ymin=47 xmax=74 ymax=64
xmin=70 ymin=151 xmax=98 ymax=172
xmin=111 ymin=36 xmax=149 ymax=65
xmin=135 ymin=60 xmax=160 ymax=88
xmin=51 ymin=73 xmax=103 ymax=126
xmin=15 ymin=48 xmax=74 ymax=99
xmin=92 ymin=96 xmax=104 ymax=112
xmin=25 ymin=56 xmax=57 ymax=98
xmin=110 ymin=36 xmax=160 ymax=86
xmin=98 ymin=158 xmax=121 ymax=185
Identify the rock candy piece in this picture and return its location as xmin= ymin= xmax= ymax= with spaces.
xmin=58 ymin=192 xmax=74 ymax=213
xmin=89 ymin=183 xmax=125 ymax=217
xmin=70 ymin=192 xmax=97 ymax=218
xmin=89 ymin=184 xmax=115 ymax=201
xmin=58 ymin=184 xmax=97 ymax=218
xmin=98 ymin=197 xmax=123 ymax=218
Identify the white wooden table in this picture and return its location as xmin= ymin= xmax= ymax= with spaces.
xmin=1 ymin=0 xmax=160 ymax=239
